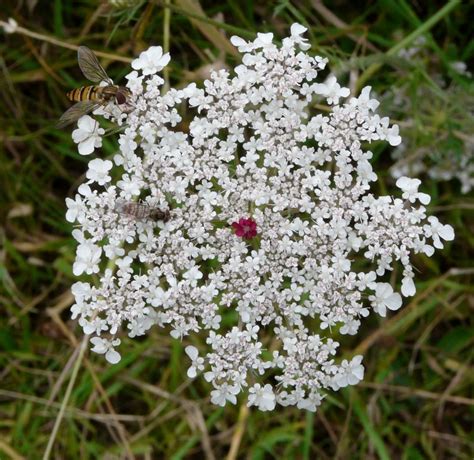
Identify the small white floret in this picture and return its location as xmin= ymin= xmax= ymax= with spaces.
xmin=131 ymin=46 xmax=170 ymax=75
xmin=369 ymin=283 xmax=402 ymax=317
xmin=396 ymin=176 xmax=431 ymax=205
xmin=72 ymin=115 xmax=105 ymax=156
xmin=90 ymin=337 xmax=121 ymax=364
xmin=247 ymin=384 xmax=276 ymax=411
xmin=1 ymin=18 xmax=18 ymax=34
xmin=86 ymin=158 xmax=113 ymax=186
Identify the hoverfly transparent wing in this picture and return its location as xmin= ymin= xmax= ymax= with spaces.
xmin=77 ymin=46 xmax=113 ymax=84
xmin=56 ymin=100 xmax=99 ymax=129
xmin=114 ymin=198 xmax=127 ymax=213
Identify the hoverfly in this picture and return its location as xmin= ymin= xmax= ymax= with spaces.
xmin=115 ymin=200 xmax=171 ymax=223
xmin=57 ymin=46 xmax=132 ymax=128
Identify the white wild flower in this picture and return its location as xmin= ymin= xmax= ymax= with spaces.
xmin=396 ymin=176 xmax=431 ymax=205
xmin=185 ymin=345 xmax=205 ymax=378
xmin=67 ymin=24 xmax=454 ymax=411
xmin=247 ymin=384 xmax=276 ymax=411
xmin=369 ymin=283 xmax=402 ymax=317
xmin=131 ymin=46 xmax=171 ymax=76
xmin=86 ymin=158 xmax=113 ymax=185
xmin=72 ymin=115 xmax=105 ymax=155
xmin=90 ymin=337 xmax=122 ymax=364
xmin=1 ymin=18 xmax=18 ymax=34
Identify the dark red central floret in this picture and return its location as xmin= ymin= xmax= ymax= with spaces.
xmin=232 ymin=218 xmax=258 ymax=240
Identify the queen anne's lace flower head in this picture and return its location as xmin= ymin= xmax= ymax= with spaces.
xmin=67 ymin=24 xmax=454 ymax=411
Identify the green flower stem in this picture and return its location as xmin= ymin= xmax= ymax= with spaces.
xmin=357 ymin=0 xmax=461 ymax=91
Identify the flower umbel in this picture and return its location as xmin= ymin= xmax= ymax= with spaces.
xmin=67 ymin=24 xmax=454 ymax=411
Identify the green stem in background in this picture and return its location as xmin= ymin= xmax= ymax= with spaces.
xmin=350 ymin=389 xmax=391 ymax=460
xmin=0 ymin=20 xmax=132 ymax=63
xmin=356 ymin=0 xmax=461 ymax=91
xmin=163 ymin=0 xmax=171 ymax=93
xmin=42 ymin=337 xmax=88 ymax=460
xmin=226 ymin=404 xmax=249 ymax=460
xmin=155 ymin=1 xmax=256 ymax=39
xmin=302 ymin=410 xmax=314 ymax=460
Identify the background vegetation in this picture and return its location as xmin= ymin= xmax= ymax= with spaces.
xmin=0 ymin=1 xmax=473 ymax=459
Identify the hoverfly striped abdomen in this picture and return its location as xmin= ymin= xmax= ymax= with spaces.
xmin=66 ymin=86 xmax=100 ymax=102
xmin=115 ymin=200 xmax=171 ymax=223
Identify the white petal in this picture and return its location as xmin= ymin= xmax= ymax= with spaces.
xmin=440 ymin=224 xmax=455 ymax=241
xmin=388 ymin=133 xmax=402 ymax=146
xmin=170 ymin=329 xmax=180 ymax=339
xmin=386 ymin=292 xmax=402 ymax=311
xmin=347 ymin=374 xmax=360 ymax=385
xmin=78 ymin=115 xmax=96 ymax=132
xmin=204 ymin=371 xmax=214 ymax=382
xmin=79 ymin=137 xmax=96 ymax=155
xmin=185 ymin=345 xmax=198 ymax=360
xmin=423 ymin=244 xmax=435 ymax=257
xmin=72 ymin=128 xmax=88 ymax=143
xmin=90 ymin=337 xmax=107 ymax=353
xmin=396 ymin=176 xmax=410 ymax=190
xmin=82 ymin=323 xmax=95 ymax=335
xmin=158 ymin=53 xmax=171 ymax=67
xmin=376 ymin=282 xmax=392 ymax=298
xmin=291 ymin=23 xmax=307 ymax=36
xmin=375 ymin=304 xmax=387 ymax=317
xmin=78 ymin=184 xmax=92 ymax=196
xmin=231 ymin=36 xmax=247 ymax=47
xmin=131 ymin=57 xmax=144 ymax=70
xmin=352 ymin=364 xmax=364 ymax=380
xmin=73 ymin=260 xmax=86 ymax=276
xmin=401 ymin=277 xmax=416 ymax=297
xmin=256 ymin=32 xmax=273 ymax=44
xmin=71 ymin=229 xmax=83 ymax=241
xmin=105 ymin=349 xmax=121 ymax=364
xmin=418 ymin=192 xmax=431 ymax=205
xmin=340 ymin=87 xmax=350 ymax=97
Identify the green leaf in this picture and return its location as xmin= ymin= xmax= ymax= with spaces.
xmin=351 ymin=390 xmax=391 ymax=460
xmin=251 ymin=427 xmax=300 ymax=459
xmin=436 ymin=327 xmax=473 ymax=353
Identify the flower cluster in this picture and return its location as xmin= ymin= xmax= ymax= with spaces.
xmin=67 ymin=25 xmax=454 ymax=411
xmin=384 ymin=36 xmax=474 ymax=193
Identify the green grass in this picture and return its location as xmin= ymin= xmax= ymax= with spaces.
xmin=1 ymin=1 xmax=473 ymax=459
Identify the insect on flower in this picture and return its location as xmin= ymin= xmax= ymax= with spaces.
xmin=115 ymin=200 xmax=171 ymax=222
xmin=57 ymin=46 xmax=132 ymax=128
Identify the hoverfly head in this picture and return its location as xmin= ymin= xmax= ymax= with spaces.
xmin=115 ymin=86 xmax=132 ymax=105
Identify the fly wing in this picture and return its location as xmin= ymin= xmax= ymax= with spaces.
xmin=77 ymin=46 xmax=113 ymax=84
xmin=114 ymin=199 xmax=127 ymax=213
xmin=56 ymin=100 xmax=99 ymax=129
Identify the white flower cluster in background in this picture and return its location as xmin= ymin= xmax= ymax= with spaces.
xmin=390 ymin=141 xmax=474 ymax=194
xmin=66 ymin=25 xmax=454 ymax=411
xmin=385 ymin=35 xmax=474 ymax=194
